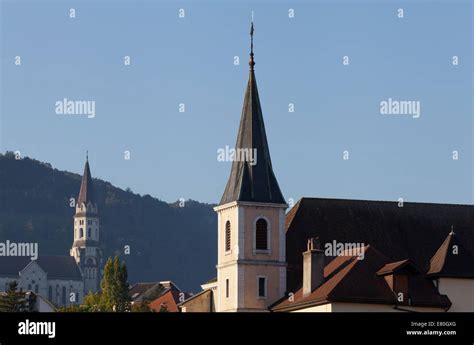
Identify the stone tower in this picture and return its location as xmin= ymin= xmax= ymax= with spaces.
xmin=215 ymin=23 xmax=287 ymax=312
xmin=70 ymin=155 xmax=102 ymax=294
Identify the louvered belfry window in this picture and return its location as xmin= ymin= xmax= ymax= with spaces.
xmin=225 ymin=221 xmax=231 ymax=252
xmin=256 ymin=219 xmax=268 ymax=250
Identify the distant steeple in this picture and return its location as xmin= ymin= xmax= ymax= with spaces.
xmin=78 ymin=155 xmax=95 ymax=207
xmin=220 ymin=22 xmax=285 ymax=205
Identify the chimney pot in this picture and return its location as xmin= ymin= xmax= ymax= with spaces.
xmin=303 ymin=237 xmax=324 ymax=296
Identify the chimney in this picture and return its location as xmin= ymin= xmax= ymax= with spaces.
xmin=302 ymin=237 xmax=324 ymax=297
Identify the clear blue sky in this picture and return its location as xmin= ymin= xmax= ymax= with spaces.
xmin=1 ymin=0 xmax=472 ymax=205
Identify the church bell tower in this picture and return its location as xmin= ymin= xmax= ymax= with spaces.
xmin=215 ymin=23 xmax=288 ymax=312
xmin=70 ymin=154 xmax=102 ymax=294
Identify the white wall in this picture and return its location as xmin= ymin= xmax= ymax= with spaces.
xmin=438 ymin=278 xmax=474 ymax=312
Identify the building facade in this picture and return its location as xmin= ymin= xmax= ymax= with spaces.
xmin=180 ymin=23 xmax=474 ymax=313
xmin=0 ymin=157 xmax=102 ymax=307
xmin=214 ymin=22 xmax=287 ymax=312
xmin=70 ymin=156 xmax=102 ymax=294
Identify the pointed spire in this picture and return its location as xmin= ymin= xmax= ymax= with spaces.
xmin=77 ymin=155 xmax=96 ymax=208
xmin=219 ymin=23 xmax=285 ymax=205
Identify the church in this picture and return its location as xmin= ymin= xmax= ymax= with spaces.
xmin=0 ymin=157 xmax=102 ymax=307
xmin=179 ymin=23 xmax=474 ymax=313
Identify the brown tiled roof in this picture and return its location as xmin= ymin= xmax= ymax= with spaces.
xmin=285 ymin=197 xmax=473 ymax=291
xmin=272 ymin=246 xmax=451 ymax=311
xmin=77 ymin=159 xmax=96 ymax=207
xmin=427 ymin=232 xmax=474 ymax=278
xmin=377 ymin=259 xmax=412 ymax=276
xmin=219 ymin=42 xmax=285 ymax=205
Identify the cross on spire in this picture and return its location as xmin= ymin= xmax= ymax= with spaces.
xmin=249 ymin=20 xmax=255 ymax=69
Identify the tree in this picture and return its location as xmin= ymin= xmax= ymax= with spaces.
xmin=100 ymin=257 xmax=114 ymax=311
xmin=115 ymin=259 xmax=130 ymax=312
xmin=57 ymin=256 xmax=131 ymax=313
xmin=99 ymin=256 xmax=130 ymax=312
xmin=131 ymin=300 xmax=152 ymax=312
xmin=0 ymin=281 xmax=30 ymax=312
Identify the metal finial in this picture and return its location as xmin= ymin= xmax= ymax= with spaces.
xmin=86 ymin=150 xmax=88 ymax=162
xmin=450 ymin=225 xmax=455 ymax=235
xmin=249 ymin=19 xmax=255 ymax=69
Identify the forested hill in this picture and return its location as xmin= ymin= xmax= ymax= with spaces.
xmin=0 ymin=152 xmax=216 ymax=292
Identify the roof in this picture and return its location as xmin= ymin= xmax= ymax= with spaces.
xmin=77 ymin=159 xmax=96 ymax=207
xmin=271 ymin=245 xmax=451 ymax=312
xmin=427 ymin=231 xmax=474 ymax=278
xmin=0 ymin=256 xmax=32 ymax=277
xmin=36 ymin=256 xmax=83 ymax=280
xmin=149 ymin=289 xmax=182 ymax=312
xmin=128 ymin=281 xmax=188 ymax=304
xmin=219 ymin=40 xmax=285 ymax=205
xmin=0 ymin=255 xmax=83 ymax=280
xmin=128 ymin=282 xmax=163 ymax=301
xmin=376 ymin=259 xmax=415 ymax=276
xmin=285 ymin=197 xmax=474 ymax=291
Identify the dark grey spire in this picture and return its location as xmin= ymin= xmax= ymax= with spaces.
xmin=219 ymin=23 xmax=285 ymax=205
xmin=78 ymin=156 xmax=96 ymax=206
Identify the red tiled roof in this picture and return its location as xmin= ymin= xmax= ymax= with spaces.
xmin=149 ymin=289 xmax=181 ymax=312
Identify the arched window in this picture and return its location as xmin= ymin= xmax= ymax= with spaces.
xmin=79 ymin=228 xmax=84 ymax=238
xmin=62 ymin=286 xmax=66 ymax=305
xmin=225 ymin=221 xmax=231 ymax=252
xmin=255 ymin=218 xmax=268 ymax=250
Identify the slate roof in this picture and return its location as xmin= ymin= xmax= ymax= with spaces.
xmin=219 ymin=33 xmax=285 ymax=205
xmin=0 ymin=255 xmax=83 ymax=281
xmin=128 ymin=282 xmax=163 ymax=301
xmin=285 ymin=197 xmax=474 ymax=292
xmin=271 ymin=245 xmax=451 ymax=311
xmin=77 ymin=159 xmax=96 ymax=206
xmin=427 ymin=231 xmax=474 ymax=278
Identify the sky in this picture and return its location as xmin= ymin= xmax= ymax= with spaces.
xmin=1 ymin=0 xmax=472 ymax=205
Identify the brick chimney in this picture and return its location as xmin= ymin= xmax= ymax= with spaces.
xmin=302 ymin=237 xmax=324 ymax=297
